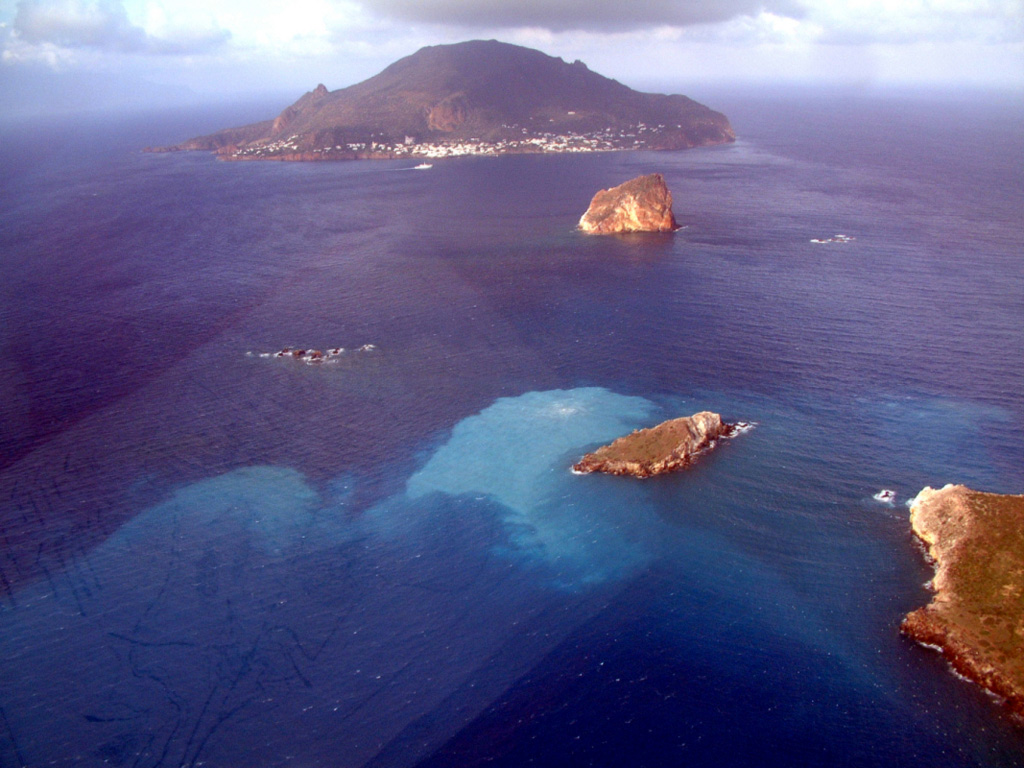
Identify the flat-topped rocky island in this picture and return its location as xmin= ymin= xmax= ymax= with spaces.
xmin=573 ymin=411 xmax=736 ymax=478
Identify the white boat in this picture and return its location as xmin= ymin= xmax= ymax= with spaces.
xmin=810 ymin=234 xmax=855 ymax=244
xmin=414 ymin=163 xmax=433 ymax=170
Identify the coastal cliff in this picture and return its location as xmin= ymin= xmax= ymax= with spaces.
xmin=573 ymin=411 xmax=731 ymax=478
xmin=577 ymin=173 xmax=678 ymax=234
xmin=152 ymin=40 xmax=734 ymax=162
xmin=902 ymin=484 xmax=1024 ymax=717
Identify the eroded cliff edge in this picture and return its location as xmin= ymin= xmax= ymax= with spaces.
xmin=573 ymin=411 xmax=732 ymax=478
xmin=902 ymin=484 xmax=1024 ymax=717
xmin=577 ymin=173 xmax=679 ymax=235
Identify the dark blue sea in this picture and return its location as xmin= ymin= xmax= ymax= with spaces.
xmin=1 ymin=87 xmax=1023 ymax=767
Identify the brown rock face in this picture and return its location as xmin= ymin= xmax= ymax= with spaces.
xmin=901 ymin=484 xmax=1024 ymax=717
xmin=573 ymin=411 xmax=730 ymax=478
xmin=578 ymin=174 xmax=679 ymax=234
xmin=427 ymin=93 xmax=469 ymax=131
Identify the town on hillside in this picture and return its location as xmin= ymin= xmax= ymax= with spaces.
xmin=226 ymin=121 xmax=692 ymax=160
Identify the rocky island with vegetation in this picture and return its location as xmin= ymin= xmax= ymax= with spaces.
xmin=573 ymin=411 xmax=735 ymax=478
xmin=902 ymin=484 xmax=1024 ymax=717
xmin=150 ymin=40 xmax=734 ymax=162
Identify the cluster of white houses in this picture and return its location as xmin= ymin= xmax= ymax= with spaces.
xmin=227 ymin=123 xmax=682 ymax=160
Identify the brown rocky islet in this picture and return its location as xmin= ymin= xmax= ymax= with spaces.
xmin=577 ymin=173 xmax=679 ymax=235
xmin=573 ymin=411 xmax=733 ymax=478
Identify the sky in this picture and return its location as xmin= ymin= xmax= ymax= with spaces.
xmin=1 ymin=0 xmax=1022 ymax=111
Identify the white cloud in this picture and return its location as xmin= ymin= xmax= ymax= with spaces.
xmin=14 ymin=0 xmax=145 ymax=50
xmin=138 ymin=1 xmax=230 ymax=53
xmin=1 ymin=0 xmax=1021 ymax=95
xmin=7 ymin=0 xmax=230 ymax=59
xmin=803 ymin=0 xmax=1024 ymax=44
xmin=350 ymin=0 xmax=807 ymax=33
xmin=340 ymin=0 xmax=1023 ymax=46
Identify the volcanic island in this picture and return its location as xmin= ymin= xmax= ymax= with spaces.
xmin=902 ymin=484 xmax=1024 ymax=717
xmin=150 ymin=40 xmax=734 ymax=162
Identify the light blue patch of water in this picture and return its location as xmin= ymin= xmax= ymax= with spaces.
xmin=406 ymin=387 xmax=654 ymax=510
xmin=103 ymin=465 xmax=329 ymax=558
xmin=400 ymin=387 xmax=661 ymax=584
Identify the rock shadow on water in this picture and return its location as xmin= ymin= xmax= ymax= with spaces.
xmin=577 ymin=229 xmax=678 ymax=263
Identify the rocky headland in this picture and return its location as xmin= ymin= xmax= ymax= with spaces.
xmin=150 ymin=40 xmax=734 ymax=162
xmin=577 ymin=173 xmax=679 ymax=234
xmin=902 ymin=484 xmax=1024 ymax=717
xmin=573 ymin=411 xmax=734 ymax=478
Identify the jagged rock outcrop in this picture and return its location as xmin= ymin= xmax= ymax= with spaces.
xmin=573 ymin=411 xmax=731 ymax=478
xmin=901 ymin=484 xmax=1024 ymax=717
xmin=577 ymin=174 xmax=678 ymax=234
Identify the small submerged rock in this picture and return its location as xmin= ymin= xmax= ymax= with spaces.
xmin=573 ymin=411 xmax=735 ymax=478
xmin=253 ymin=344 xmax=377 ymax=365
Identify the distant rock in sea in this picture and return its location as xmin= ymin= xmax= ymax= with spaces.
xmin=577 ymin=173 xmax=679 ymax=235
xmin=573 ymin=411 xmax=732 ymax=478
xmin=250 ymin=344 xmax=377 ymax=365
xmin=901 ymin=484 xmax=1024 ymax=717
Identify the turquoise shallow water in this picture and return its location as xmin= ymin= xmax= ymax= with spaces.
xmin=0 ymin=89 xmax=1022 ymax=766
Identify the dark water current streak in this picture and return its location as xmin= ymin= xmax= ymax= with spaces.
xmin=0 ymin=88 xmax=1023 ymax=766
